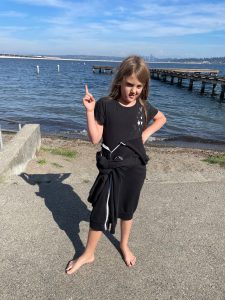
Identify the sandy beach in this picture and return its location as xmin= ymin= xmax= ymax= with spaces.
xmin=2 ymin=131 xmax=224 ymax=182
xmin=23 ymin=135 xmax=225 ymax=182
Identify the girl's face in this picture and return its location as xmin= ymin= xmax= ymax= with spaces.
xmin=120 ymin=73 xmax=144 ymax=105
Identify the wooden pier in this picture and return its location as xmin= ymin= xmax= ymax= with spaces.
xmin=92 ymin=65 xmax=114 ymax=74
xmin=150 ymin=68 xmax=225 ymax=100
xmin=92 ymin=66 xmax=225 ymax=100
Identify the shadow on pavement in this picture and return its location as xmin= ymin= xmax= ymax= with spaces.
xmin=20 ymin=173 xmax=121 ymax=260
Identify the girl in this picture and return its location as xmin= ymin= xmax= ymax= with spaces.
xmin=66 ymin=55 xmax=166 ymax=274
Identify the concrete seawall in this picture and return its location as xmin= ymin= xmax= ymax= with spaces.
xmin=0 ymin=124 xmax=41 ymax=177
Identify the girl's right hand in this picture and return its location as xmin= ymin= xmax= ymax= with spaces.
xmin=83 ymin=85 xmax=96 ymax=112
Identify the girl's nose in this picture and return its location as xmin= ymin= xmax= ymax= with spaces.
xmin=131 ymin=87 xmax=136 ymax=94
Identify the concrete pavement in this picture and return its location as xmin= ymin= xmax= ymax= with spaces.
xmin=1 ymin=166 xmax=225 ymax=300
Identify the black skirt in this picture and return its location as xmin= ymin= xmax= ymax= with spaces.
xmin=89 ymin=163 xmax=146 ymax=232
xmin=89 ymin=137 xmax=148 ymax=232
xmin=117 ymin=164 xmax=146 ymax=220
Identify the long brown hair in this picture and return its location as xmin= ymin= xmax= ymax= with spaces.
xmin=109 ymin=55 xmax=150 ymax=125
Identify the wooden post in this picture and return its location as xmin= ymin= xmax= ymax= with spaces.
xmin=157 ymin=73 xmax=160 ymax=80
xmin=170 ymin=76 xmax=174 ymax=84
xmin=211 ymin=83 xmax=217 ymax=96
xmin=178 ymin=78 xmax=182 ymax=86
xmin=188 ymin=79 xmax=194 ymax=90
xmin=220 ymin=85 xmax=225 ymax=100
xmin=201 ymin=81 xmax=206 ymax=94
xmin=162 ymin=74 xmax=166 ymax=82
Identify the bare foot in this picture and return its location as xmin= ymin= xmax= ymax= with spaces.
xmin=65 ymin=254 xmax=95 ymax=275
xmin=120 ymin=245 xmax=136 ymax=267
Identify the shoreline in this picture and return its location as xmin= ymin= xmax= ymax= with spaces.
xmin=2 ymin=130 xmax=225 ymax=185
xmin=0 ymin=55 xmax=121 ymax=63
xmin=41 ymin=132 xmax=225 ymax=152
xmin=39 ymin=133 xmax=225 ymax=154
xmin=2 ymin=130 xmax=225 ymax=152
xmin=1 ymin=55 xmax=224 ymax=64
xmin=24 ymin=134 xmax=225 ymax=184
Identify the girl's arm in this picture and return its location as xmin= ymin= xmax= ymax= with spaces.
xmin=86 ymin=111 xmax=103 ymax=144
xmin=83 ymin=85 xmax=103 ymax=144
xmin=142 ymin=111 xmax=166 ymax=144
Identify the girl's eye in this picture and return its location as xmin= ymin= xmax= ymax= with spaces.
xmin=126 ymin=83 xmax=143 ymax=88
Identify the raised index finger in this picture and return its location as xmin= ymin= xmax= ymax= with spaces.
xmin=85 ymin=84 xmax=89 ymax=94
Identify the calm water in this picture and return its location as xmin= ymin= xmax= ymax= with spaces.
xmin=0 ymin=58 xmax=225 ymax=148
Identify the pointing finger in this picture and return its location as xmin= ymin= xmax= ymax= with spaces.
xmin=85 ymin=84 xmax=89 ymax=94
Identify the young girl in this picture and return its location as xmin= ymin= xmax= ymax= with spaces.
xmin=66 ymin=55 xmax=166 ymax=274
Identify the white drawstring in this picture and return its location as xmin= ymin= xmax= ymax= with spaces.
xmin=102 ymin=141 xmax=126 ymax=154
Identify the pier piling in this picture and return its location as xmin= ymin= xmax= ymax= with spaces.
xmin=220 ymin=85 xmax=225 ymax=100
xmin=150 ymin=68 xmax=224 ymax=100
xmin=188 ymin=79 xmax=194 ymax=91
xmin=211 ymin=83 xmax=217 ymax=96
xmin=178 ymin=78 xmax=183 ymax=86
xmin=201 ymin=82 xmax=206 ymax=94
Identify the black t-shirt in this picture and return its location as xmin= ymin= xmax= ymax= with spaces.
xmin=94 ymin=97 xmax=158 ymax=149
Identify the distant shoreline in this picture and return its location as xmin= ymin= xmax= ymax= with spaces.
xmin=0 ymin=55 xmax=219 ymax=64
xmin=0 ymin=55 xmax=121 ymax=63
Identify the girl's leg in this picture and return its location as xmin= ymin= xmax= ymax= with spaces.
xmin=120 ymin=219 xmax=136 ymax=267
xmin=66 ymin=228 xmax=102 ymax=274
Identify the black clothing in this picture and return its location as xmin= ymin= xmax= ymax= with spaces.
xmin=94 ymin=97 xmax=158 ymax=149
xmin=89 ymin=97 xmax=158 ymax=233
xmin=88 ymin=137 xmax=149 ymax=234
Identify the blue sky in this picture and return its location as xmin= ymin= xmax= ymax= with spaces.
xmin=0 ymin=0 xmax=225 ymax=58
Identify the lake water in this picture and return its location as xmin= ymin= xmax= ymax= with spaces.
xmin=0 ymin=58 xmax=225 ymax=149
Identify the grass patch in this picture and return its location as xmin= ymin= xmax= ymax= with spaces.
xmin=51 ymin=162 xmax=63 ymax=168
xmin=41 ymin=146 xmax=77 ymax=158
xmin=203 ymin=152 xmax=225 ymax=167
xmin=37 ymin=159 xmax=47 ymax=165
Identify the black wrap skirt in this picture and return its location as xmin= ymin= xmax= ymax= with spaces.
xmin=89 ymin=138 xmax=148 ymax=232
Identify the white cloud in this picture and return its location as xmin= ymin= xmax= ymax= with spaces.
xmin=0 ymin=26 xmax=28 ymax=36
xmin=124 ymin=2 xmax=225 ymax=35
xmin=0 ymin=10 xmax=26 ymax=17
xmin=99 ymin=2 xmax=225 ymax=37
xmin=14 ymin=0 xmax=99 ymax=15
xmin=14 ymin=0 xmax=72 ymax=9
xmin=2 ymin=0 xmax=225 ymax=57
